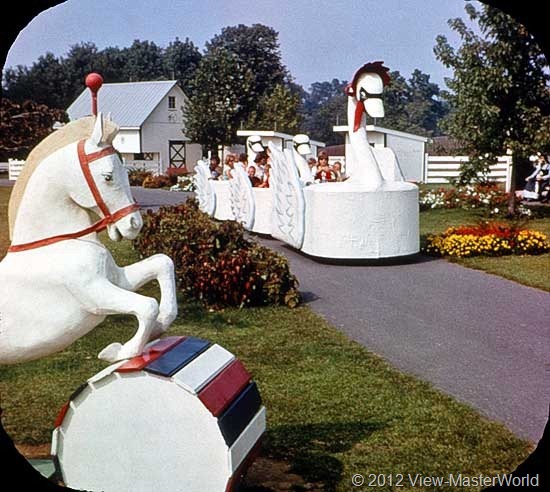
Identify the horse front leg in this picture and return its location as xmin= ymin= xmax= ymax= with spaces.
xmin=70 ymin=279 xmax=160 ymax=362
xmin=113 ymin=254 xmax=178 ymax=339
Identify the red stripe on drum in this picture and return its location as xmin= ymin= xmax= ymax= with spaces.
xmin=54 ymin=402 xmax=70 ymax=429
xmin=198 ymin=359 xmax=252 ymax=417
xmin=116 ymin=336 xmax=186 ymax=373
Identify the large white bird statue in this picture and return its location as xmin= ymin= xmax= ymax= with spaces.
xmin=269 ymin=61 xmax=419 ymax=260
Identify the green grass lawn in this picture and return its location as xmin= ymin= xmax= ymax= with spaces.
xmin=0 ymin=184 xmax=536 ymax=490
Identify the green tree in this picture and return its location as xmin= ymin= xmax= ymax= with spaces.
xmin=246 ymin=83 xmax=302 ymax=133
xmin=434 ymin=2 xmax=550 ymax=213
xmin=121 ymin=40 xmax=164 ymax=82
xmin=302 ymin=79 xmax=347 ymax=144
xmin=3 ymin=52 xmax=68 ymax=108
xmin=206 ymin=24 xmax=288 ymax=96
xmin=183 ymin=47 xmax=255 ymax=150
xmin=407 ymin=69 xmax=448 ymax=135
xmin=185 ymin=24 xmax=292 ymax=148
xmin=63 ymin=42 xmax=105 ymax=105
xmin=163 ymin=37 xmax=202 ymax=95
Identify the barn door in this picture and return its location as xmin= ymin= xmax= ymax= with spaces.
xmin=169 ymin=141 xmax=186 ymax=169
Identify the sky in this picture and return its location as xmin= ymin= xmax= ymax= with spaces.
xmin=3 ymin=0 xmax=475 ymax=91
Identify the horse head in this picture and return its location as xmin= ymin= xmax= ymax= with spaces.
xmin=73 ymin=113 xmax=143 ymax=241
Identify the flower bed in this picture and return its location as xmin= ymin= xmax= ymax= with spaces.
xmin=133 ymin=199 xmax=301 ymax=308
xmin=424 ymin=222 xmax=549 ymax=257
xmin=419 ymin=184 xmax=531 ymax=217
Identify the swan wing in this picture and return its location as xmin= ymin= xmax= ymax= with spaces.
xmin=372 ymin=147 xmax=405 ymax=182
xmin=268 ymin=142 xmax=305 ymax=249
xmin=229 ymin=164 xmax=255 ymax=230
xmin=194 ymin=160 xmax=216 ymax=215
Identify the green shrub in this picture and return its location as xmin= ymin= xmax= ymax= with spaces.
xmin=134 ymin=199 xmax=301 ymax=308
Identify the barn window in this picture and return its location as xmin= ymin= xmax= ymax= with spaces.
xmin=168 ymin=96 xmax=176 ymax=109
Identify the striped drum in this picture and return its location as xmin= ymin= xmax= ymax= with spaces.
xmin=51 ymin=336 xmax=265 ymax=492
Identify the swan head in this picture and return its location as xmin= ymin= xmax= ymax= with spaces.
xmin=345 ymin=61 xmax=391 ymax=119
xmin=293 ymin=134 xmax=312 ymax=156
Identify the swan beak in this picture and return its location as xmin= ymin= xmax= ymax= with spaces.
xmin=365 ymin=98 xmax=384 ymax=118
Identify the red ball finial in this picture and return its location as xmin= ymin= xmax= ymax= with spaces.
xmin=85 ymin=73 xmax=103 ymax=116
xmin=85 ymin=72 xmax=103 ymax=92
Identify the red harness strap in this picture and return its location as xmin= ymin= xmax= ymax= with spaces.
xmin=8 ymin=140 xmax=140 ymax=253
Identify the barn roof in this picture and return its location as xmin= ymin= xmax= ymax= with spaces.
xmin=67 ymin=80 xmax=180 ymax=127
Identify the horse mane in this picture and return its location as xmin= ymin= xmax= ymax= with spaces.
xmin=8 ymin=116 xmax=119 ymax=239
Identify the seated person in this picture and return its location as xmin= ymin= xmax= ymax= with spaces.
xmin=523 ymin=154 xmax=547 ymax=200
xmin=237 ymin=152 xmax=249 ymax=170
xmin=258 ymin=164 xmax=271 ymax=188
xmin=247 ymin=166 xmax=261 ymax=187
xmin=252 ymin=152 xmax=268 ymax=179
xmin=331 ymin=161 xmax=346 ymax=181
xmin=538 ymin=156 xmax=550 ymax=202
xmin=308 ymin=157 xmax=318 ymax=176
xmin=209 ymin=155 xmax=222 ymax=179
xmin=315 ymin=152 xmax=336 ymax=182
xmin=222 ymin=154 xmax=236 ymax=179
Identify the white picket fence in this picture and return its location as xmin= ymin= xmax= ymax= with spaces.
xmin=7 ymin=159 xmax=25 ymax=181
xmin=425 ymin=155 xmax=512 ymax=191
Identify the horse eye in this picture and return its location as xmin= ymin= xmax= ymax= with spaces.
xmin=103 ymin=172 xmax=113 ymax=182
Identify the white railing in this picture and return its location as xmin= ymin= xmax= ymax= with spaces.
xmin=425 ymin=155 xmax=512 ymax=191
xmin=124 ymin=160 xmax=161 ymax=175
xmin=8 ymin=159 xmax=25 ymax=181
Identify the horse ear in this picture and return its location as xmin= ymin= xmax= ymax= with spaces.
xmin=90 ymin=112 xmax=104 ymax=146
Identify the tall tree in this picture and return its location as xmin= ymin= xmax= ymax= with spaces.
xmin=121 ymin=40 xmax=164 ymax=82
xmin=63 ymin=42 xmax=104 ymax=105
xmin=246 ymin=83 xmax=302 ymax=134
xmin=302 ymin=79 xmax=347 ymax=144
xmin=183 ymin=47 xmax=256 ymax=150
xmin=163 ymin=37 xmax=202 ymax=95
xmin=3 ymin=52 xmax=68 ymax=108
xmin=434 ymin=2 xmax=550 ymax=213
xmin=206 ymin=24 xmax=288 ymax=96
xmin=185 ymin=24 xmax=291 ymax=148
xmin=406 ymin=69 xmax=448 ymax=135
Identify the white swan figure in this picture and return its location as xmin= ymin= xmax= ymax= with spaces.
xmin=291 ymin=134 xmax=315 ymax=185
xmin=194 ymin=159 xmax=216 ymax=216
xmin=229 ymin=162 xmax=255 ymax=230
xmin=268 ymin=61 xmax=419 ymax=260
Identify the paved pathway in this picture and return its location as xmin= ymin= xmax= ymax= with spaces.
xmin=261 ymin=238 xmax=549 ymax=444
xmin=127 ymin=187 xmax=550 ymax=443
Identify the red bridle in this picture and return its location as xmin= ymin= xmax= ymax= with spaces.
xmin=8 ymin=139 xmax=140 ymax=253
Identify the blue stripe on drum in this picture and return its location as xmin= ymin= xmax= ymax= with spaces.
xmin=171 ymin=344 xmax=235 ymax=394
xmin=218 ymin=382 xmax=262 ymax=446
xmin=144 ymin=337 xmax=211 ymax=377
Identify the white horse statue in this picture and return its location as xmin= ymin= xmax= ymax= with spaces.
xmin=0 ymin=113 xmax=178 ymax=364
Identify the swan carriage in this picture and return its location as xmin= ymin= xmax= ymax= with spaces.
xmin=195 ymin=61 xmax=419 ymax=260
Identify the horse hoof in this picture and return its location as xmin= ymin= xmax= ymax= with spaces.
xmin=98 ymin=343 xmax=124 ymax=362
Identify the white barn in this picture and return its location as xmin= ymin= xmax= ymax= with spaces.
xmin=332 ymin=125 xmax=431 ymax=182
xmin=67 ymin=80 xmax=202 ymax=175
